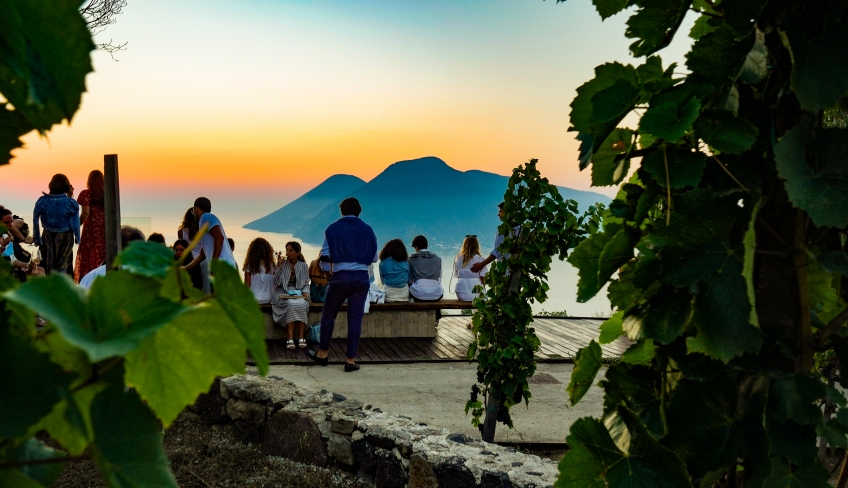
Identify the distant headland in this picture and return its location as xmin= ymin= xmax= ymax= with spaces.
xmin=244 ymin=157 xmax=610 ymax=249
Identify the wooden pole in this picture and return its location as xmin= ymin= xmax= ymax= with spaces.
xmin=481 ymin=389 xmax=499 ymax=443
xmin=104 ymin=154 xmax=121 ymax=270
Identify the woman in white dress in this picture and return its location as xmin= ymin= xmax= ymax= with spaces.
xmin=453 ymin=235 xmax=488 ymax=302
xmin=243 ymin=237 xmax=276 ymax=306
xmin=272 ymin=241 xmax=310 ymax=349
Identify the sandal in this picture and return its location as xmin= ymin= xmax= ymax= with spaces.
xmin=287 ymin=339 xmax=295 ymax=350
xmin=298 ymin=338 xmax=307 ymax=349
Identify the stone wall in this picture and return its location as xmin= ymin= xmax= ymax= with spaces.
xmin=192 ymin=375 xmax=558 ymax=488
xmin=264 ymin=311 xmax=437 ymax=339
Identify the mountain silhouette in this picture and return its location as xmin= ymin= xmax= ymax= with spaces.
xmin=245 ymin=157 xmax=610 ymax=250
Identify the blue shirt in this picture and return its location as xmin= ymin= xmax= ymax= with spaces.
xmin=379 ymin=258 xmax=409 ymax=288
xmin=320 ymin=215 xmax=378 ymax=272
xmin=490 ymin=226 xmax=521 ymax=260
xmin=33 ymin=193 xmax=80 ymax=245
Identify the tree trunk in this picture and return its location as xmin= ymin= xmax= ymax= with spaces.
xmin=481 ymin=390 xmax=498 ymax=443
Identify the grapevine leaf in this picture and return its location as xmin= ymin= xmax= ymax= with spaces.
xmin=625 ymin=0 xmax=692 ymax=57
xmin=160 ymin=265 xmax=206 ymax=304
xmin=601 ymin=363 xmax=664 ymax=436
xmin=786 ymin=23 xmax=848 ymax=112
xmin=621 ymin=338 xmax=656 ymax=364
xmin=211 ymin=260 xmax=270 ymax=374
xmin=688 ymin=14 xmax=716 ymax=40
xmin=0 ymin=438 xmax=66 ymax=487
xmin=591 ymin=128 xmax=634 ymax=186
xmin=90 ymin=385 xmax=178 ymax=488
xmin=84 ymin=271 xmax=188 ymax=362
xmin=31 ymin=385 xmax=104 ymax=455
xmin=0 ymin=316 xmax=69 ymax=438
xmin=592 ymin=0 xmax=630 ymax=20
xmin=817 ymin=417 xmax=848 ymax=450
xmin=642 ymin=147 xmax=707 ymax=188
xmin=694 ymin=110 xmax=759 ymax=154
xmin=568 ymin=225 xmax=635 ymax=302
xmin=762 ymin=455 xmax=830 ymax=488
xmin=0 ymin=0 xmax=95 ymax=133
xmin=598 ymin=311 xmax=624 ymax=344
xmin=738 ymin=28 xmax=768 ymax=84
xmin=570 ymin=62 xmax=640 ymax=134
xmin=590 ymin=79 xmax=640 ymax=125
xmin=557 ymin=408 xmax=693 ymax=488
xmin=686 ymin=258 xmax=762 ymax=362
xmin=622 ymin=289 xmax=692 ymax=344
xmin=577 ymin=132 xmax=594 ymax=170
xmin=0 ymin=108 xmax=34 ymax=164
xmin=125 ymin=303 xmax=247 ymax=427
xmin=807 ymin=260 xmax=844 ymax=324
xmin=115 ymin=241 xmax=174 ymax=278
xmin=818 ymin=251 xmax=848 ymax=277
xmin=686 ymin=23 xmax=753 ymax=85
xmin=775 ymin=117 xmax=848 ymax=228
xmin=721 ymin=0 xmax=768 ymax=36
xmin=567 ymin=340 xmax=602 ymax=405
xmin=769 ymin=375 xmax=826 ymax=425
xmin=640 ymin=96 xmax=700 ymax=141
xmin=4 ymin=273 xmax=87 ymax=334
xmin=743 ymin=199 xmax=762 ymax=329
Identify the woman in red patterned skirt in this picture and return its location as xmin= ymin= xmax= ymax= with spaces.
xmin=75 ymin=170 xmax=105 ymax=282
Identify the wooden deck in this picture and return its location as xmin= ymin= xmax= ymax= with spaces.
xmin=262 ymin=316 xmax=631 ymax=364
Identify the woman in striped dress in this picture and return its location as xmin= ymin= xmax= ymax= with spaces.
xmin=272 ymin=241 xmax=310 ymax=349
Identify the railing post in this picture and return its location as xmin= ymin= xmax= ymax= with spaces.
xmin=104 ymin=154 xmax=121 ymax=270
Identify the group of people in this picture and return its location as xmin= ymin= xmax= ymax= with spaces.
xmin=4 ymin=174 xmax=507 ymax=374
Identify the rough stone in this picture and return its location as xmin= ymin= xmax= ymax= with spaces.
xmin=374 ymin=447 xmax=407 ymax=488
xmin=193 ymin=392 xmax=229 ymax=424
xmin=233 ymin=419 xmax=263 ymax=445
xmin=225 ymin=399 xmax=266 ymax=426
xmin=352 ymin=430 xmax=365 ymax=442
xmin=262 ymin=410 xmax=328 ymax=467
xmin=353 ymin=440 xmax=377 ymax=475
xmin=447 ymin=433 xmax=472 ymax=444
xmin=328 ymin=433 xmax=355 ymax=466
xmin=396 ymin=439 xmax=413 ymax=459
xmin=481 ymin=471 xmax=513 ymax=488
xmin=333 ymin=416 xmax=357 ymax=434
xmin=434 ymin=457 xmax=479 ymax=488
xmin=408 ymin=453 xmax=438 ymax=488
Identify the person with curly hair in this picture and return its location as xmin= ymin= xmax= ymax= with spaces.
xmin=378 ymin=238 xmax=410 ymax=302
xmin=243 ymin=237 xmax=276 ymax=306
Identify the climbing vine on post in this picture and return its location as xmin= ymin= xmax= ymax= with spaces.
xmin=466 ymin=159 xmax=601 ymax=442
xmin=557 ymin=0 xmax=848 ymax=486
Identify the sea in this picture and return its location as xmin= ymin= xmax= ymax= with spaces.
xmin=9 ymin=206 xmax=612 ymax=317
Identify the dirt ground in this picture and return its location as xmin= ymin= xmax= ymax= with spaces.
xmin=52 ymin=412 xmax=356 ymax=488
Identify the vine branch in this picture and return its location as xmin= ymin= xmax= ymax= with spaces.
xmin=0 ymin=455 xmax=88 ymax=469
xmin=711 ymin=156 xmax=751 ymax=193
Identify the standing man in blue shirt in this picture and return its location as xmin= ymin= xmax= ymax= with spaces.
xmin=308 ymin=197 xmax=378 ymax=372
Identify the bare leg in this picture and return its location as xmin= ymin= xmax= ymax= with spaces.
xmin=286 ymin=322 xmax=294 ymax=341
xmin=298 ymin=321 xmax=306 ymax=340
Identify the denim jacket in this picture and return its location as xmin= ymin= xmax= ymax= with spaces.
xmin=33 ymin=193 xmax=80 ymax=246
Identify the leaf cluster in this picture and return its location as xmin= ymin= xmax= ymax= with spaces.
xmin=465 ymin=159 xmax=599 ymax=428
xmin=556 ymin=0 xmax=848 ymax=485
xmin=0 ymin=238 xmax=268 ymax=487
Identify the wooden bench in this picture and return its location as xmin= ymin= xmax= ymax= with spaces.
xmin=263 ymin=299 xmax=473 ymax=340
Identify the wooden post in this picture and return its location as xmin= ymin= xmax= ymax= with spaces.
xmin=481 ymin=389 xmax=499 ymax=443
xmin=104 ymin=154 xmax=121 ymax=270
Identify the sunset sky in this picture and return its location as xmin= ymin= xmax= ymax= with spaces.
xmin=3 ymin=0 xmax=696 ymax=218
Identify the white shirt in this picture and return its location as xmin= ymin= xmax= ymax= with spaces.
xmin=454 ymin=255 xmax=488 ymax=279
xmin=181 ymin=228 xmax=201 ymax=258
xmin=80 ymin=265 xmax=107 ymax=290
xmin=198 ymin=212 xmax=237 ymax=268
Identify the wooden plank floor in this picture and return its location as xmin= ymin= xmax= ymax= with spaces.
xmin=263 ymin=316 xmax=631 ymax=364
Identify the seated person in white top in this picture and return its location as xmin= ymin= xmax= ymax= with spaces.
xmin=80 ymin=226 xmax=145 ymax=290
xmin=407 ymin=235 xmax=444 ymax=301
xmin=242 ymin=237 xmax=276 ymax=306
xmin=184 ymin=197 xmax=238 ymax=279
xmin=453 ymin=235 xmax=488 ymax=302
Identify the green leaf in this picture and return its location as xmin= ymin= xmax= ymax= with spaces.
xmin=743 ymin=199 xmax=762 ymax=329
xmin=160 ymin=265 xmax=206 ymax=304
xmin=721 ymin=0 xmax=768 ymax=36
xmin=591 ymin=128 xmax=634 ymax=186
xmin=557 ymin=407 xmax=694 ymax=488
xmin=686 ymin=24 xmax=753 ymax=85
xmin=571 ymin=63 xmax=640 ymax=134
xmin=621 ymin=338 xmax=656 ymax=364
xmin=769 ymin=375 xmax=827 ymax=425
xmin=762 ymin=455 xmax=830 ymax=488
xmin=0 ymin=0 xmax=95 ymax=134
xmin=807 ymin=260 xmax=844 ymax=324
xmin=694 ymin=110 xmax=759 ymax=154
xmin=31 ymin=385 xmax=104 ymax=455
xmin=125 ymin=303 xmax=247 ymax=427
xmin=4 ymin=273 xmax=87 ymax=334
xmin=787 ymin=23 xmax=848 ymax=112
xmin=625 ymin=0 xmax=691 ymax=57
xmin=599 ymin=311 xmax=625 ymax=344
xmin=590 ymin=79 xmax=640 ymax=125
xmin=0 ymin=438 xmax=67 ymax=488
xmin=90 ymin=385 xmax=178 ymax=488
xmin=817 ymin=416 xmax=848 ymax=450
xmin=642 ymin=147 xmax=707 ymax=188
xmin=568 ymin=225 xmax=635 ymax=302
xmin=640 ymin=96 xmax=700 ymax=141
xmin=738 ymin=28 xmax=768 ymax=84
xmin=211 ymin=260 xmax=269 ymax=375
xmin=83 ymin=271 xmax=188 ymax=362
xmin=601 ymin=363 xmax=664 ymax=436
xmin=115 ymin=241 xmax=175 ymax=278
xmin=819 ymin=251 xmax=848 ymax=277
xmin=0 ymin=315 xmax=69 ymax=438
xmin=0 ymin=108 xmax=34 ymax=164
xmin=775 ymin=116 xmax=848 ymax=228
xmin=567 ymin=340 xmax=602 ymax=405
xmin=622 ymin=289 xmax=692 ymax=344
xmin=688 ymin=14 xmax=716 ymax=40
xmin=592 ymin=0 xmax=630 ymax=20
